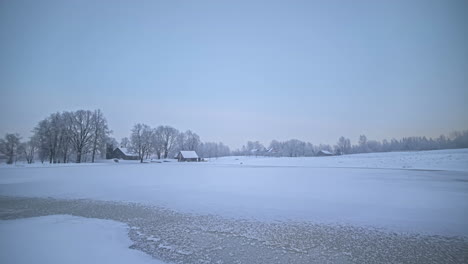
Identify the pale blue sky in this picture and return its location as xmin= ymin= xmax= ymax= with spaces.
xmin=1 ymin=0 xmax=467 ymax=148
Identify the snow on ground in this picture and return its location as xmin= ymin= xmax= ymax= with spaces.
xmin=1 ymin=149 xmax=468 ymax=263
xmin=210 ymin=148 xmax=468 ymax=172
xmin=0 ymin=214 xmax=165 ymax=264
xmin=0 ymin=149 xmax=467 ymax=236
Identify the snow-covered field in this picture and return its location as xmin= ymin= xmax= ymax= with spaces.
xmin=0 ymin=215 xmax=165 ymax=264
xmin=210 ymin=148 xmax=468 ymax=172
xmin=1 ymin=148 xmax=468 ymax=263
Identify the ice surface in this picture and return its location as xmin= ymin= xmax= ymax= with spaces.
xmin=0 ymin=214 xmax=165 ymax=264
xmin=1 ymin=198 xmax=466 ymax=264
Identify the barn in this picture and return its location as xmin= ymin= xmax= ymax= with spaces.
xmin=111 ymin=147 xmax=139 ymax=160
xmin=316 ymin=150 xmax=334 ymax=156
xmin=176 ymin=151 xmax=200 ymax=162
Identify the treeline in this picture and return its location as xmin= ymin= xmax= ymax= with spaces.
xmin=0 ymin=109 xmax=231 ymax=164
xmin=0 ymin=110 xmax=111 ymax=164
xmin=1 ymin=109 xmax=468 ymax=164
xmin=234 ymin=132 xmax=468 ymax=157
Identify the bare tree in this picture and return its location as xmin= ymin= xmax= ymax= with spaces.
xmin=198 ymin=142 xmax=230 ymax=158
xmin=68 ymin=110 xmax=94 ymax=163
xmin=0 ymin=133 xmax=21 ymax=164
xmin=184 ymin=130 xmax=201 ymax=151
xmin=151 ymin=127 xmax=165 ymax=159
xmin=158 ymin=125 xmax=179 ymax=158
xmin=174 ymin=132 xmax=187 ymax=153
xmin=56 ymin=112 xmax=73 ymax=163
xmin=358 ymin=135 xmax=369 ymax=153
xmin=90 ymin=109 xmax=110 ymax=163
xmin=120 ymin=137 xmax=130 ymax=148
xmin=34 ymin=115 xmax=59 ymax=163
xmin=33 ymin=119 xmax=51 ymax=163
xmin=336 ymin=136 xmax=351 ymax=155
xmin=33 ymin=112 xmax=73 ymax=164
xmin=22 ymin=136 xmax=38 ymax=164
xmin=173 ymin=130 xmax=201 ymax=156
xmin=130 ymin=123 xmax=153 ymax=163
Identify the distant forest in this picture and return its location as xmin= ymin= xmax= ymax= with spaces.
xmin=235 ymin=132 xmax=468 ymax=157
xmin=1 ymin=109 xmax=467 ymax=164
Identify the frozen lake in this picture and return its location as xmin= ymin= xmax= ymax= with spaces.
xmin=1 ymin=149 xmax=468 ymax=236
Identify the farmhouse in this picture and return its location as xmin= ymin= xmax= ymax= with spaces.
xmin=176 ymin=151 xmax=200 ymax=162
xmin=111 ymin=147 xmax=139 ymax=160
xmin=316 ymin=150 xmax=333 ymax=156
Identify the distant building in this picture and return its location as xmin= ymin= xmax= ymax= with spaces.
xmin=251 ymin=147 xmax=267 ymax=156
xmin=266 ymin=148 xmax=278 ymax=155
xmin=176 ymin=151 xmax=200 ymax=162
xmin=108 ymin=147 xmax=139 ymax=160
xmin=316 ymin=150 xmax=333 ymax=156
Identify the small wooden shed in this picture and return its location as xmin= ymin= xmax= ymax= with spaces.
xmin=112 ymin=147 xmax=139 ymax=160
xmin=316 ymin=150 xmax=333 ymax=156
xmin=176 ymin=151 xmax=200 ymax=162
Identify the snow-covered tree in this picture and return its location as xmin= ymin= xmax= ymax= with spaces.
xmin=90 ymin=109 xmax=110 ymax=163
xmin=358 ymin=135 xmax=369 ymax=153
xmin=336 ymin=136 xmax=351 ymax=155
xmin=151 ymin=127 xmax=165 ymax=159
xmin=130 ymin=123 xmax=153 ymax=163
xmin=198 ymin=142 xmax=230 ymax=158
xmin=173 ymin=130 xmax=201 ymax=156
xmin=68 ymin=110 xmax=94 ymax=163
xmin=33 ymin=113 xmax=67 ymax=164
xmin=120 ymin=137 xmax=130 ymax=148
xmin=182 ymin=130 xmax=200 ymax=151
xmin=0 ymin=133 xmax=21 ymax=164
xmin=22 ymin=136 xmax=38 ymax=164
xmin=157 ymin=125 xmax=179 ymax=159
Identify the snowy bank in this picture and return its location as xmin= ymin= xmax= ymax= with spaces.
xmin=0 ymin=215 xmax=165 ymax=264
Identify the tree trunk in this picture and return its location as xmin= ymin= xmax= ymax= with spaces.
xmin=91 ymin=147 xmax=96 ymax=163
xmin=63 ymin=149 xmax=68 ymax=163
xmin=91 ymin=137 xmax=98 ymax=163
xmin=76 ymin=149 xmax=82 ymax=163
